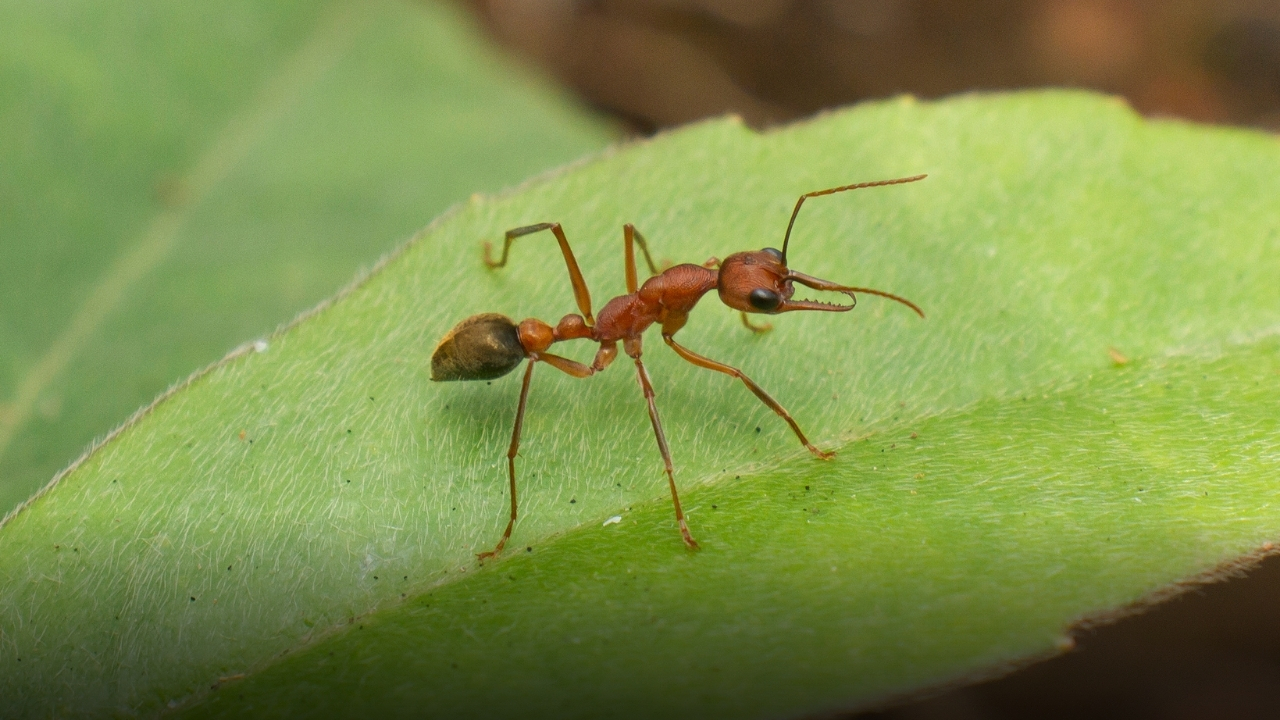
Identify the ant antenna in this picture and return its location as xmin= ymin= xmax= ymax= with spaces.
xmin=780 ymin=174 xmax=927 ymax=265
xmin=843 ymin=286 xmax=926 ymax=318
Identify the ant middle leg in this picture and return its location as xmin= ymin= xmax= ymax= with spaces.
xmin=662 ymin=334 xmax=834 ymax=460
xmin=484 ymin=222 xmax=595 ymax=325
xmin=626 ymin=338 xmax=699 ymax=550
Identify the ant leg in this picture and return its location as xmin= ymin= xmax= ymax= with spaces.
xmin=662 ymin=334 xmax=834 ymax=460
xmin=484 ymin=223 xmax=595 ymax=325
xmin=477 ymin=352 xmax=599 ymax=561
xmin=478 ymin=360 xmax=537 ymax=561
xmin=591 ymin=341 xmax=618 ymax=372
xmin=623 ymin=224 xmax=663 ymax=294
xmin=739 ymin=311 xmax=773 ymax=334
xmin=539 ymin=352 xmax=595 ymax=378
xmin=628 ymin=342 xmax=699 ymax=550
xmin=702 ymin=257 xmax=721 ymax=269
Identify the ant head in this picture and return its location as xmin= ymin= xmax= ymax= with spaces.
xmin=716 ymin=248 xmax=863 ymax=315
xmin=717 ymin=174 xmax=929 ymax=319
xmin=717 ymin=249 xmax=926 ymax=318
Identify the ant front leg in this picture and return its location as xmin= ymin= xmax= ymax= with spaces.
xmin=625 ymin=337 xmax=699 ymax=550
xmin=739 ymin=312 xmax=773 ymax=334
xmin=662 ymin=333 xmax=834 ymax=460
xmin=484 ymin=222 xmax=595 ymax=325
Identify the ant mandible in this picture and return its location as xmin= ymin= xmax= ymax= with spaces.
xmin=432 ymin=175 xmax=926 ymax=559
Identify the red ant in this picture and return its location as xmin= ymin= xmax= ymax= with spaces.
xmin=432 ymin=175 xmax=926 ymax=559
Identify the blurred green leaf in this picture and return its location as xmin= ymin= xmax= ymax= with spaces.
xmin=0 ymin=0 xmax=614 ymax=514
xmin=3 ymin=92 xmax=1280 ymax=718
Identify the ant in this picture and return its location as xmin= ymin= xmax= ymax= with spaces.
xmin=432 ymin=175 xmax=926 ymax=559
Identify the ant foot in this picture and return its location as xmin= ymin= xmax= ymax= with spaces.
xmin=481 ymin=241 xmax=501 ymax=268
xmin=679 ymin=522 xmax=701 ymax=550
xmin=809 ymin=445 xmax=836 ymax=460
xmin=476 ymin=541 xmax=506 ymax=562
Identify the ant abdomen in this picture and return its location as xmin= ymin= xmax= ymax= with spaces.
xmin=431 ymin=313 xmax=526 ymax=382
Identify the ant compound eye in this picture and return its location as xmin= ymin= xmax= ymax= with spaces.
xmin=748 ymin=288 xmax=782 ymax=312
xmin=762 ymin=247 xmax=783 ymax=261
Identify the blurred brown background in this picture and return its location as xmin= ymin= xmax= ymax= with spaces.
xmin=459 ymin=3 xmax=1280 ymax=717
xmin=465 ymin=0 xmax=1280 ymax=133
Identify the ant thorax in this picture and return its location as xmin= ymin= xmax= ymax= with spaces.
xmin=593 ymin=263 xmax=717 ymax=342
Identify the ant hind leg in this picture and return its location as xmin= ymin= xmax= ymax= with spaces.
xmin=477 ymin=351 xmax=601 ymax=561
xmin=477 ymin=360 xmax=537 ymax=561
xmin=623 ymin=224 xmax=665 ymax=294
xmin=484 ymin=222 xmax=595 ymax=325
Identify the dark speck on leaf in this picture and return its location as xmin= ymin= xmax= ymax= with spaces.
xmin=526 ymin=547 xmax=533 ymax=552
xmin=347 ymin=429 xmax=352 ymax=434
xmin=804 ymin=486 xmax=810 ymax=491
xmin=190 ymin=597 xmax=196 ymax=602
xmin=755 ymin=426 xmax=761 ymax=433
xmin=486 ymin=381 xmax=492 ymax=385
xmin=570 ymin=498 xmax=576 ymax=504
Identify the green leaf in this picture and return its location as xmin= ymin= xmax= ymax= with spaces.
xmin=4 ymin=91 xmax=1280 ymax=718
xmin=0 ymin=0 xmax=614 ymax=515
